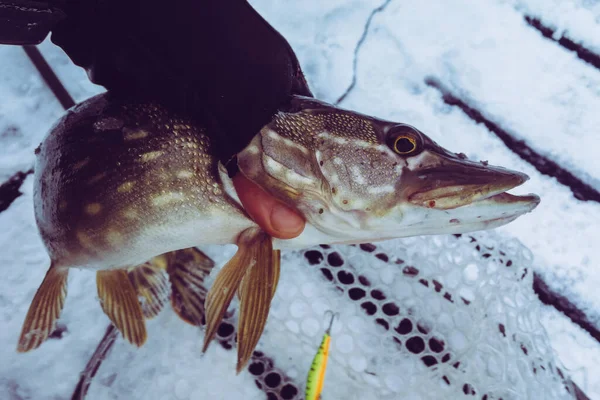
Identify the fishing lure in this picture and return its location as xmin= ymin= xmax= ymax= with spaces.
xmin=306 ymin=311 xmax=338 ymax=400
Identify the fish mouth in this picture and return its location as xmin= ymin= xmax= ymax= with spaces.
xmin=407 ymin=161 xmax=540 ymax=213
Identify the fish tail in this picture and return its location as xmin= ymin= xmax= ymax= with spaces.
xmin=96 ymin=269 xmax=147 ymax=347
xmin=17 ymin=264 xmax=68 ymax=352
xmin=166 ymin=248 xmax=214 ymax=327
xmin=236 ymin=235 xmax=280 ymax=374
xmin=127 ymin=256 xmax=170 ymax=319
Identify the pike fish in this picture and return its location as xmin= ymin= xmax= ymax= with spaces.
xmin=18 ymin=92 xmax=539 ymax=372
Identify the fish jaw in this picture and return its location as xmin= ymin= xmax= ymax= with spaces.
xmin=381 ymin=192 xmax=539 ymax=238
xmin=274 ymin=192 xmax=539 ymax=249
xmin=237 ymin=95 xmax=540 ymax=246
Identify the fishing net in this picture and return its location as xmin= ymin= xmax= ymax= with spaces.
xmin=86 ymin=231 xmax=575 ymax=400
xmin=216 ymin=232 xmax=574 ymax=400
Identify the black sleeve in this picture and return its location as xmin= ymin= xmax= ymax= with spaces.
xmin=51 ymin=0 xmax=313 ymax=167
xmin=1 ymin=0 xmax=312 ymax=166
xmin=0 ymin=1 xmax=65 ymax=45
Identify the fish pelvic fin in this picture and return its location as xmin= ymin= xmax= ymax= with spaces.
xmin=96 ymin=270 xmax=147 ymax=347
xmin=17 ymin=265 xmax=68 ymax=352
xmin=127 ymin=257 xmax=170 ymax=319
xmin=166 ymin=248 xmax=214 ymax=327
xmin=236 ymin=238 xmax=280 ymax=374
xmin=203 ymin=228 xmax=267 ymax=353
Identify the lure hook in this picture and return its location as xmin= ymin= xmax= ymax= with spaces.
xmin=323 ymin=310 xmax=339 ymax=335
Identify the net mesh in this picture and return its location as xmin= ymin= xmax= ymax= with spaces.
xmin=206 ymin=231 xmax=575 ymax=400
xmin=87 ymin=231 xmax=575 ymax=399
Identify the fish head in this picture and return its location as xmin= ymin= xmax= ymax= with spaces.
xmin=236 ymin=96 xmax=540 ymax=245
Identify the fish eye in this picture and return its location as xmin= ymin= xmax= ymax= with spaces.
xmin=387 ymin=126 xmax=422 ymax=156
xmin=394 ymin=136 xmax=417 ymax=154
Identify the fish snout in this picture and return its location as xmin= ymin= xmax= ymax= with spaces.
xmin=406 ymin=156 xmax=536 ymax=211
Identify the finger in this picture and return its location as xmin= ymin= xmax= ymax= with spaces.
xmin=232 ymin=174 xmax=305 ymax=239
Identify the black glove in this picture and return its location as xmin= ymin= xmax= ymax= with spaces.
xmin=1 ymin=0 xmax=312 ymax=167
xmin=0 ymin=1 xmax=65 ymax=45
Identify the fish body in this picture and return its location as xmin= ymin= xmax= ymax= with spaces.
xmin=19 ymin=92 xmax=539 ymax=369
xmin=34 ymin=93 xmax=539 ymax=270
xmin=34 ymin=95 xmax=252 ymax=271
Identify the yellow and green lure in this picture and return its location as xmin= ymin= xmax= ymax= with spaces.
xmin=305 ymin=311 xmax=338 ymax=400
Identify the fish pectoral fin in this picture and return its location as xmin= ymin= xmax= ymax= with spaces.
xmin=17 ymin=265 xmax=68 ymax=352
xmin=271 ymin=250 xmax=281 ymax=299
xmin=237 ymin=249 xmax=280 ymax=300
xmin=96 ymin=270 xmax=147 ymax=347
xmin=167 ymin=247 xmax=214 ymax=327
xmin=127 ymin=258 xmax=170 ymax=319
xmin=236 ymin=240 xmax=281 ymax=374
xmin=203 ymin=228 xmax=263 ymax=353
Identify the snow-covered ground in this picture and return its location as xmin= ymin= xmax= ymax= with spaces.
xmin=1 ymin=0 xmax=599 ymax=399
xmin=509 ymin=0 xmax=600 ymax=55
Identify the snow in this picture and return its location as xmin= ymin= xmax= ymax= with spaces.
xmin=1 ymin=0 xmax=600 ymax=399
xmin=85 ymin=311 xmax=264 ymax=400
xmin=36 ymin=40 xmax=105 ymax=103
xmin=508 ymin=0 xmax=600 ymax=54
xmin=541 ymin=304 xmax=600 ymax=397
xmin=0 ymin=46 xmax=63 ymax=182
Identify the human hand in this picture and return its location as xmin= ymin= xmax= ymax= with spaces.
xmin=233 ymin=174 xmax=305 ymax=239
